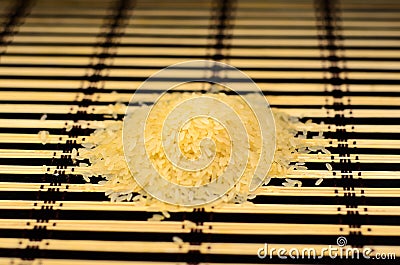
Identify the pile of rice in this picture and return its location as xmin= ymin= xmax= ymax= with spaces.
xmin=77 ymin=92 xmax=329 ymax=209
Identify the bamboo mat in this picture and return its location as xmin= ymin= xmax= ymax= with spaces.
xmin=0 ymin=0 xmax=399 ymax=264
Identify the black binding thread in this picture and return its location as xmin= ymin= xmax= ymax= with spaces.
xmin=315 ymin=0 xmax=365 ymax=249
xmin=0 ymin=0 xmax=38 ymax=261
xmin=20 ymin=0 xmax=135 ymax=261
xmin=204 ymin=0 xmax=237 ymax=92
xmin=209 ymin=0 xmax=236 ymax=62
xmin=188 ymin=1 xmax=236 ymax=264
xmin=0 ymin=0 xmax=33 ymax=56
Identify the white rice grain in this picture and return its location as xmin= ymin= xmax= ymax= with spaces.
xmin=326 ymin=163 xmax=333 ymax=171
xmin=321 ymin=148 xmax=331 ymax=155
xmin=38 ymin=130 xmax=49 ymax=145
xmin=247 ymin=194 xmax=257 ymax=200
xmin=315 ymin=178 xmax=324 ymax=186
xmin=161 ymin=210 xmax=171 ymax=218
xmin=172 ymin=236 xmax=183 ymax=243
xmin=77 ymin=92 xmax=329 ymax=207
xmin=148 ymin=214 xmax=164 ymax=221
xmin=65 ymin=123 xmax=73 ymax=132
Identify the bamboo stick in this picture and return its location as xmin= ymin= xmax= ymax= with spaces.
xmin=0 ymin=104 xmax=337 ymax=115
xmin=0 ymin=255 xmax=392 ymax=265
xmin=0 ymin=163 xmax=399 ymax=179
xmin=0 ymin=201 xmax=399 ymax=216
xmin=15 ymin=239 xmax=189 ymax=253
xmin=0 ymin=119 xmax=400 ymax=133
xmin=7 ymin=238 xmax=395 ymax=257
xmin=2 ymin=130 xmax=400 ymax=149
xmin=1 ymin=218 xmax=400 ymax=238
xmin=1 ymin=149 xmax=399 ymax=164
xmin=0 ymin=181 xmax=399 ymax=197
xmin=0 ymin=258 xmax=186 ymax=265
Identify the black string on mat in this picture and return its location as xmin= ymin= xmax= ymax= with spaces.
xmin=186 ymin=1 xmax=238 ymax=264
xmin=0 ymin=0 xmax=33 ymax=56
xmin=16 ymin=0 xmax=135 ymax=262
xmin=315 ymin=0 xmax=368 ymax=250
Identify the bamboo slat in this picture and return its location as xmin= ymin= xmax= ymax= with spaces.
xmin=0 ymin=182 xmax=399 ymax=198
xmin=0 ymin=201 xmax=399 ymax=216
xmin=1 ymin=149 xmax=400 ymax=165
xmin=1 ymin=164 xmax=399 ymax=180
xmin=0 ymin=259 xmax=186 ymax=265
xmin=1 ymin=103 xmax=399 ymax=120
